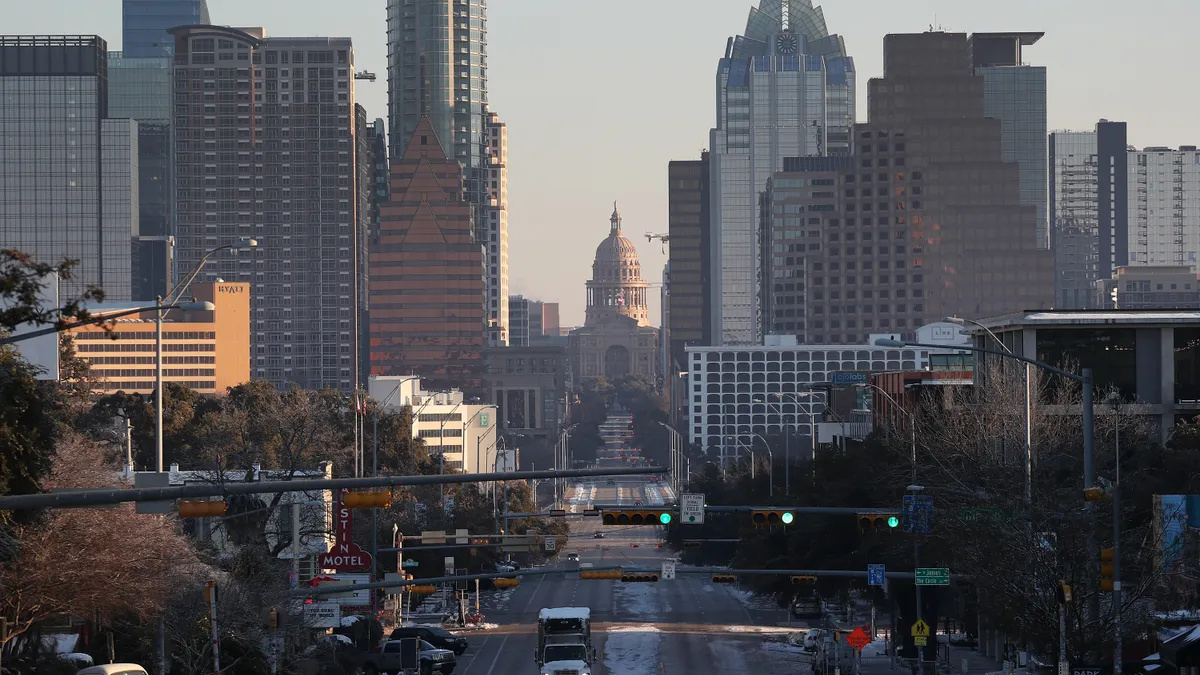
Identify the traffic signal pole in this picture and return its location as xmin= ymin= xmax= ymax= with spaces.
xmin=0 ymin=465 xmax=664 ymax=511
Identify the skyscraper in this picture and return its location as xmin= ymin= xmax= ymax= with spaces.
xmin=968 ymin=32 xmax=1048 ymax=250
xmin=768 ymin=32 xmax=1052 ymax=344
xmin=385 ymin=0 xmax=508 ymax=345
xmin=484 ymin=111 xmax=509 ymax=345
xmin=0 ymin=36 xmax=138 ymax=301
xmin=709 ymin=0 xmax=856 ymax=345
xmin=169 ymin=26 xmax=366 ymax=392
xmin=123 ymin=0 xmax=210 ymax=58
xmin=667 ymin=153 xmax=712 ymax=370
xmin=369 ymin=118 xmax=485 ymax=390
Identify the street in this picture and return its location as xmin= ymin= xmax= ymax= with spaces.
xmin=450 ymin=470 xmax=812 ymax=675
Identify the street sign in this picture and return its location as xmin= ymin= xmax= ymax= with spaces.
xmin=845 ymin=627 xmax=870 ymax=650
xmin=401 ymin=559 xmax=419 ymax=568
xmin=662 ymin=561 xmax=676 ymax=580
xmin=914 ymin=636 xmax=928 ymax=647
xmin=903 ymin=494 xmax=934 ymax=533
xmin=680 ymin=493 xmax=705 ymax=524
xmin=911 ymin=619 xmax=930 ymax=638
xmin=867 ymin=564 xmax=886 ymax=586
xmin=303 ymin=602 xmax=342 ymax=628
xmin=545 ymin=537 xmax=557 ymax=553
xmin=915 ymin=568 xmax=950 ymax=586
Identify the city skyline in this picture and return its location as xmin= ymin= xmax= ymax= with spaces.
xmin=8 ymin=0 xmax=1200 ymax=326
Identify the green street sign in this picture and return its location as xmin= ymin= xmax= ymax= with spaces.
xmin=401 ymin=559 xmax=419 ymax=568
xmin=479 ymin=414 xmax=489 ymax=427
xmin=915 ymin=568 xmax=949 ymax=585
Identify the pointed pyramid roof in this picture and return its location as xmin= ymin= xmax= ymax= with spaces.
xmin=400 ymin=116 xmax=450 ymax=163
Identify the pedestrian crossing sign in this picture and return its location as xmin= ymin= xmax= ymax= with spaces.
xmin=911 ymin=619 xmax=930 ymax=637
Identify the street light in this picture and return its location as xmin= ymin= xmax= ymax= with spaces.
xmin=165 ymin=237 xmax=258 ymax=306
xmin=464 ymin=404 xmax=498 ymax=475
xmin=774 ymin=391 xmax=820 ymax=490
xmin=370 ymin=375 xmax=419 ymax=601
xmin=657 ymin=422 xmax=684 ymax=497
xmin=875 ymin=336 xmax=1099 ymax=644
xmin=153 ymin=298 xmax=215 ymax=472
xmin=945 ymin=315 xmax=1033 ymax=514
xmin=439 ymin=401 xmax=464 ymax=511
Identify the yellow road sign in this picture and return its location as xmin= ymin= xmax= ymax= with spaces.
xmin=911 ymin=619 xmax=930 ymax=637
xmin=914 ymin=636 xmax=928 ymax=646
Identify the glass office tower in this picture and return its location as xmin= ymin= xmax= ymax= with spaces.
xmin=708 ymin=0 xmax=855 ymax=345
xmin=123 ymin=0 xmax=210 ymax=58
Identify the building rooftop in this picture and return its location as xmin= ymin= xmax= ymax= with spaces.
xmin=978 ymin=310 xmax=1200 ymax=328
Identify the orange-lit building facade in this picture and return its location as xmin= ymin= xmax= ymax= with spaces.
xmin=369 ymin=117 xmax=485 ymax=390
xmin=72 ymin=282 xmax=251 ymax=395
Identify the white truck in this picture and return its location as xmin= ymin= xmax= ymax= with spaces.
xmin=535 ymin=607 xmax=597 ymax=675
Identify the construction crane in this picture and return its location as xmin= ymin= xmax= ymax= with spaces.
xmin=645 ymin=232 xmax=669 ymax=254
xmin=354 ymin=70 xmax=377 ymax=82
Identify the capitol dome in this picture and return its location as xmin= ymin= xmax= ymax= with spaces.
xmin=584 ymin=202 xmax=650 ymax=327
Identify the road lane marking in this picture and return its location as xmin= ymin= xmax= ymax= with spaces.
xmin=481 ymin=635 xmax=508 ymax=675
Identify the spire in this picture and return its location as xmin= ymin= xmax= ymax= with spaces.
xmin=610 ymin=201 xmax=621 ymax=235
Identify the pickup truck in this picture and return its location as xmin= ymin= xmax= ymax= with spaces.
xmin=362 ymin=639 xmax=457 ymax=675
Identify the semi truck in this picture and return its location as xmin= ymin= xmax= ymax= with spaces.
xmin=535 ymin=607 xmax=597 ymax=674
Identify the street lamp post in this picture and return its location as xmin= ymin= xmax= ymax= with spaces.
xmin=155 ymin=298 xmax=216 ymax=472
xmin=657 ymin=422 xmax=684 ymax=496
xmin=439 ymin=402 xmax=464 ymax=512
xmin=163 ymin=237 xmax=258 ymax=306
xmin=774 ymin=391 xmax=818 ymax=490
xmin=370 ymin=376 xmax=419 ymax=610
xmin=876 ymin=337 xmax=1098 ymax=632
xmin=464 ymin=405 xmax=498 ymax=475
xmin=946 ymin=316 xmax=1033 ymax=514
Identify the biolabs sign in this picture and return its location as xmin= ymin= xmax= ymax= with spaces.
xmin=319 ymin=489 xmax=374 ymax=572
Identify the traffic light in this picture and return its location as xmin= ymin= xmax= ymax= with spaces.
xmin=343 ymin=491 xmax=392 ymax=508
xmin=493 ymin=577 xmax=520 ymax=588
xmin=790 ymin=575 xmax=817 ymax=585
xmin=751 ymin=510 xmax=795 ymax=527
xmin=580 ymin=569 xmax=623 ymax=580
xmin=1083 ymin=486 xmax=1109 ymax=502
xmin=621 ymin=573 xmax=659 ymax=583
xmin=711 ymin=574 xmax=737 ymax=584
xmin=683 ymin=541 xmax=701 ymax=549
xmin=408 ymin=585 xmax=437 ymax=594
xmin=178 ymin=500 xmax=227 ymax=518
xmin=1100 ymin=548 xmax=1114 ymax=592
xmin=1057 ymin=580 xmax=1073 ymax=604
xmin=601 ymin=509 xmax=674 ymax=525
xmin=857 ymin=511 xmax=900 ymax=532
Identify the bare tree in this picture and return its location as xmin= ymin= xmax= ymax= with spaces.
xmin=882 ymin=363 xmax=1181 ymax=660
xmin=0 ymin=433 xmax=205 ymax=663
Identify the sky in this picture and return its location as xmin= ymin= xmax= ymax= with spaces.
xmin=7 ymin=0 xmax=1200 ymax=327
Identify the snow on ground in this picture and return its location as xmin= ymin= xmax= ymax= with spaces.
xmin=762 ymin=642 xmax=808 ymax=655
xmin=451 ymin=622 xmax=499 ymax=631
xmin=614 ymin=577 xmax=672 ymax=619
xmin=488 ymin=587 xmax=515 ymax=612
xmin=644 ymin=485 xmax=664 ymax=506
xmin=725 ymin=587 xmax=782 ymax=613
xmin=603 ymin=625 xmax=662 ymax=675
xmin=725 ymin=625 xmax=800 ymax=634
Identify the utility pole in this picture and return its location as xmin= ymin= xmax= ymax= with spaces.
xmin=205 ymin=581 xmax=220 ymax=675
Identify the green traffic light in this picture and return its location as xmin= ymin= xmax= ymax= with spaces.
xmin=781 ymin=512 xmax=794 ymax=525
xmin=659 ymin=512 xmax=672 ymax=524
xmin=887 ymin=516 xmax=900 ymax=528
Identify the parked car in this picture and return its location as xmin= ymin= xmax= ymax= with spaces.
xmin=389 ymin=625 xmax=469 ymax=655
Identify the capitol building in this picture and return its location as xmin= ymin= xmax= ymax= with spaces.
xmin=567 ymin=203 xmax=659 ymax=382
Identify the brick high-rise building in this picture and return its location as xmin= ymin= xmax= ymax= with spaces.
xmin=369 ymin=117 xmax=484 ymax=390
xmin=766 ymin=32 xmax=1052 ymax=344
xmin=169 ymin=26 xmax=366 ymax=392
